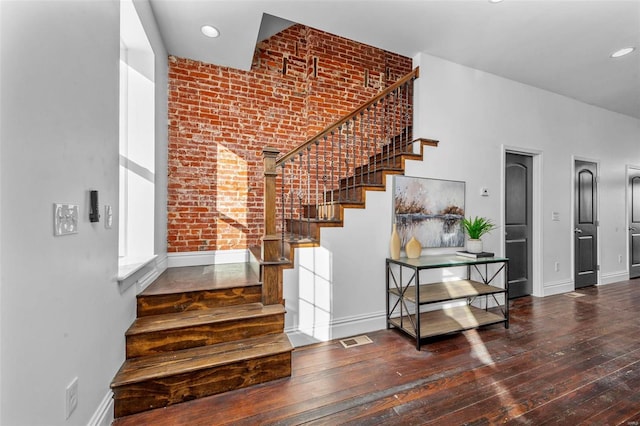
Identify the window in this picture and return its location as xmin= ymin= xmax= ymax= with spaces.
xmin=119 ymin=0 xmax=155 ymax=276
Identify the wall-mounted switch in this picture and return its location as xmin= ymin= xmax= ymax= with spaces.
xmin=480 ymin=187 xmax=489 ymax=197
xmin=89 ymin=190 xmax=100 ymax=222
xmin=54 ymin=204 xmax=79 ymax=236
xmin=105 ymin=205 xmax=113 ymax=229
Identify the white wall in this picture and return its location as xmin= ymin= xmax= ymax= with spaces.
xmin=0 ymin=1 xmax=167 ymax=425
xmin=413 ymin=53 xmax=639 ymax=294
xmin=283 ymin=52 xmax=640 ymax=345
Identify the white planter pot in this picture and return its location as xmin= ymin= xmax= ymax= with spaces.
xmin=467 ymin=239 xmax=483 ymax=254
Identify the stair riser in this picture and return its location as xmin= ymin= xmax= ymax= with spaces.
xmin=113 ymin=352 xmax=291 ymax=418
xmin=137 ymin=286 xmax=262 ymax=317
xmin=338 ymin=168 xmax=404 ymax=189
xmin=126 ymin=314 xmax=285 ymax=358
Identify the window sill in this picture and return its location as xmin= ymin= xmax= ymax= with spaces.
xmin=118 ymin=255 xmax=158 ymax=292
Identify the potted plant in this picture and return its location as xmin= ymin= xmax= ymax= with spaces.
xmin=462 ymin=216 xmax=496 ymax=253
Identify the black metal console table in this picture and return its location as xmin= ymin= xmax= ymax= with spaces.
xmin=386 ymin=254 xmax=509 ymax=350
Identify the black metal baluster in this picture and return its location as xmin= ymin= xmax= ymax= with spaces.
xmin=280 ymin=163 xmax=285 ymax=258
xmin=383 ymin=95 xmax=390 ymax=168
xmin=404 ymin=83 xmax=413 ymax=152
xmin=288 ymin=159 xmax=294 ymax=241
xmin=306 ymin=146 xmax=311 ymax=239
xmin=373 ymin=102 xmax=378 ymax=179
xmin=366 ymin=107 xmax=371 ymax=184
xmin=403 ymin=81 xmax=409 ymax=150
xmin=314 ymin=140 xmax=319 ymax=221
xmin=392 ymin=88 xmax=398 ymax=160
xmin=351 ymin=116 xmax=357 ymax=201
xmin=359 ymin=111 xmax=364 ymax=187
xmin=409 ymin=77 xmax=415 ymax=145
xmin=323 ymin=135 xmax=328 ymax=220
xmin=344 ymin=121 xmax=350 ymax=202
xmin=298 ymin=152 xmax=304 ymax=239
xmin=330 ymin=131 xmax=335 ymax=218
xmin=337 ymin=126 xmax=342 ymax=203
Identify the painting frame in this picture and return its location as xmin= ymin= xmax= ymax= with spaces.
xmin=393 ymin=176 xmax=466 ymax=248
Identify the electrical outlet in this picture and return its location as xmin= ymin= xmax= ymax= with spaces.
xmin=66 ymin=377 xmax=78 ymax=419
xmin=554 ymin=262 xmax=559 ymax=272
xmin=619 ymin=254 xmax=623 ymax=263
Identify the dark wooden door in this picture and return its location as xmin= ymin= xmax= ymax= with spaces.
xmin=630 ymin=170 xmax=640 ymax=279
xmin=574 ymin=160 xmax=598 ymax=288
xmin=505 ymin=153 xmax=532 ymax=298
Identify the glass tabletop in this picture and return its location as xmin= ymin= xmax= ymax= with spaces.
xmin=387 ymin=253 xmax=508 ymax=269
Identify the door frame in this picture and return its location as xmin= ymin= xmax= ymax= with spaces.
xmin=501 ymin=145 xmax=543 ymax=297
xmin=572 ymin=156 xmax=601 ymax=287
xmin=627 ymin=164 xmax=640 ymax=279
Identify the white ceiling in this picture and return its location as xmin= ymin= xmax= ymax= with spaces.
xmin=149 ymin=0 xmax=640 ymax=119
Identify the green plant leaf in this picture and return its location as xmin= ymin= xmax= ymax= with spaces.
xmin=462 ymin=216 xmax=496 ymax=239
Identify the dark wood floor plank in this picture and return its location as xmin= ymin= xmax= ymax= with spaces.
xmin=114 ymin=279 xmax=640 ymax=426
xmin=324 ymin=327 xmax=640 ymax=425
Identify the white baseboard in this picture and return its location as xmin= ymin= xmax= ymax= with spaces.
xmin=285 ymin=310 xmax=386 ymax=347
xmin=87 ymin=391 xmax=113 ymax=426
xmin=600 ymin=270 xmax=629 ymax=285
xmin=543 ymin=279 xmax=574 ymax=296
xmin=167 ymin=249 xmax=250 ymax=268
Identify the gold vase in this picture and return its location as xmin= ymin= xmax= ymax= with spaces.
xmin=390 ymin=224 xmax=401 ymax=260
xmin=405 ymin=236 xmax=422 ymax=259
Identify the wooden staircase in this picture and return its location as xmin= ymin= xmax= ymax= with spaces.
xmin=111 ymin=67 xmax=434 ymax=419
xmin=110 ymin=263 xmax=293 ymax=418
xmin=282 ymin=136 xmax=438 ymax=265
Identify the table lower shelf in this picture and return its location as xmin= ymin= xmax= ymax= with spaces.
xmin=388 ymin=305 xmax=507 ymax=340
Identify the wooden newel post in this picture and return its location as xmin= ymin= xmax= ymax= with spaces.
xmin=262 ymin=147 xmax=282 ymax=305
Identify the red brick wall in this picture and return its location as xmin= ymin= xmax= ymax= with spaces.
xmin=168 ymin=24 xmax=412 ymax=252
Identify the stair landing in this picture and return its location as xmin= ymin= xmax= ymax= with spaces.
xmin=136 ymin=263 xmax=263 ymax=317
xmin=142 ymin=262 xmax=260 ymax=295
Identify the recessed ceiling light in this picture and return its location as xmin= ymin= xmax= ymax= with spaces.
xmin=610 ymin=47 xmax=635 ymax=58
xmin=489 ymin=0 xmax=504 ymax=3
xmin=201 ymin=25 xmax=220 ymax=38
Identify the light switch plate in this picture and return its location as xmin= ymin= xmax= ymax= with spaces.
xmin=105 ymin=205 xmax=113 ymax=229
xmin=54 ymin=204 xmax=79 ymax=236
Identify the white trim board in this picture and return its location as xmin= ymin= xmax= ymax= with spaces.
xmin=543 ymin=279 xmax=574 ymax=297
xmin=285 ymin=310 xmax=386 ymax=348
xmin=167 ymin=249 xmax=250 ymax=267
xmin=87 ymin=391 xmax=114 ymax=426
xmin=600 ymin=271 xmax=629 ymax=286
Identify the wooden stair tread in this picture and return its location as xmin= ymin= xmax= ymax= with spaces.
xmin=112 ymin=333 xmax=293 ymax=387
xmin=141 ymin=263 xmax=260 ymax=296
xmin=126 ymin=303 xmax=285 ymax=335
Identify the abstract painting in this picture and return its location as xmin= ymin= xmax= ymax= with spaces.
xmin=393 ymin=176 xmax=465 ymax=248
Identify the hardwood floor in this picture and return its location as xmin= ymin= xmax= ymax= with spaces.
xmin=114 ymin=279 xmax=640 ymax=425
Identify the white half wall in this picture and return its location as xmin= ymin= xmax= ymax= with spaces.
xmin=282 ymin=52 xmax=640 ymax=344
